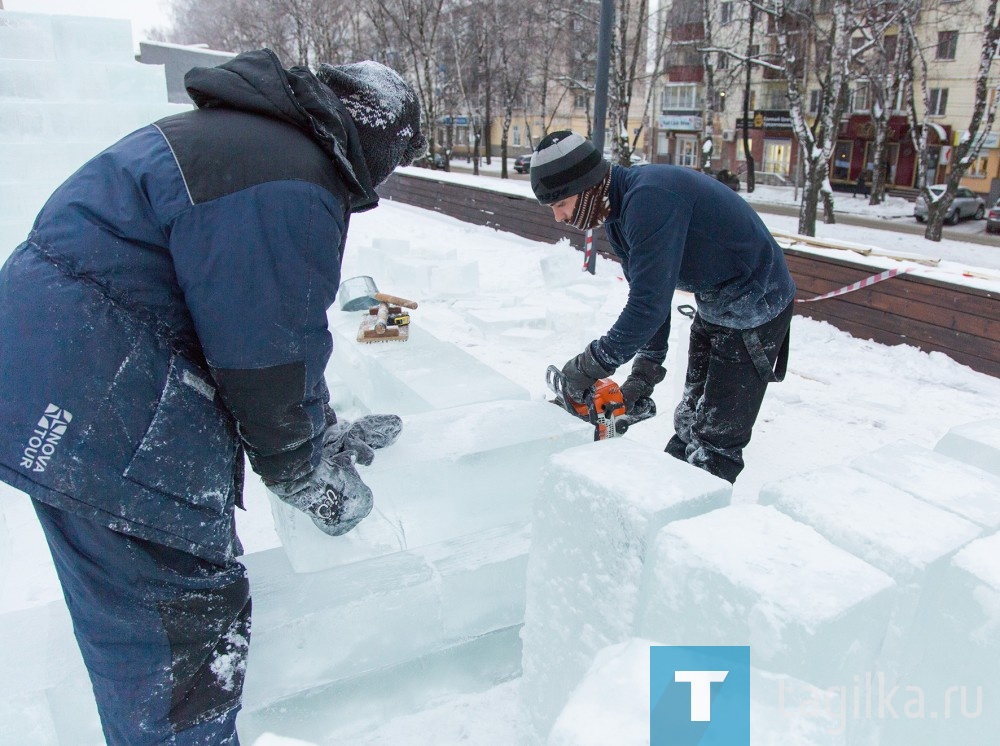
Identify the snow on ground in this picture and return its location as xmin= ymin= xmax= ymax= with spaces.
xmin=3 ymin=166 xmax=1000 ymax=745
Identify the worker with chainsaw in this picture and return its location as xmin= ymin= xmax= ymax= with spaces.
xmin=0 ymin=49 xmax=425 ymax=744
xmin=531 ymin=131 xmax=796 ymax=483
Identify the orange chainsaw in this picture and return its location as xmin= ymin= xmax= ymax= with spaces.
xmin=546 ymin=365 xmax=656 ymax=441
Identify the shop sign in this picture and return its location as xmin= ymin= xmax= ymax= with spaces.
xmin=657 ymin=115 xmax=703 ymax=131
xmin=735 ymin=110 xmax=793 ymax=131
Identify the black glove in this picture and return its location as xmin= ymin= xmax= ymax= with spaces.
xmin=323 ymin=414 xmax=403 ymax=466
xmin=562 ymin=344 xmax=614 ymax=402
xmin=268 ymin=414 xmax=402 ymax=536
xmin=267 ymin=451 xmax=374 ymax=536
xmin=620 ymin=356 xmax=666 ymax=412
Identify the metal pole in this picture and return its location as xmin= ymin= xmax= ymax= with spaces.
xmin=585 ymin=0 xmax=614 ymax=275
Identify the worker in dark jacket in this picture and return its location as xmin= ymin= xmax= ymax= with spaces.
xmin=531 ymin=132 xmax=795 ymax=483
xmin=0 ymin=49 xmax=425 ymax=744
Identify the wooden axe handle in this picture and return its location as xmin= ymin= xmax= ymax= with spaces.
xmin=374 ymin=292 xmax=418 ymax=309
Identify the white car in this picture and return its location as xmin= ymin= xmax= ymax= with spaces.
xmin=913 ymin=185 xmax=986 ymax=225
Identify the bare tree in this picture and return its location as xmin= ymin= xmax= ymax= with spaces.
xmin=855 ymin=0 xmax=910 ymax=205
xmin=768 ymin=0 xmax=867 ymax=236
xmin=902 ymin=0 xmax=1000 ymax=240
xmin=366 ymin=0 xmax=449 ymax=169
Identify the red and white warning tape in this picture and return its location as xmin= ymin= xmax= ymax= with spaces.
xmin=796 ymin=267 xmax=909 ymax=303
xmin=582 ymin=230 xmax=594 ymax=271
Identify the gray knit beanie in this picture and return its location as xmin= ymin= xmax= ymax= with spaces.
xmin=530 ymin=130 xmax=610 ymax=205
xmin=317 ymin=61 xmax=427 ymax=186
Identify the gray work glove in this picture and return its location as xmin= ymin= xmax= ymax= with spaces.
xmin=620 ymin=356 xmax=666 ymax=412
xmin=268 ymin=414 xmax=403 ymax=536
xmin=561 ymin=344 xmax=614 ymax=402
xmin=268 ymin=452 xmax=374 ymax=536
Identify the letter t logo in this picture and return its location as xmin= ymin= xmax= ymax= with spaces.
xmin=674 ymin=670 xmax=729 ymax=721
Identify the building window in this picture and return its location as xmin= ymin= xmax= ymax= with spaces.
xmin=662 ymin=84 xmax=699 ymax=112
xmin=717 ymin=51 xmax=729 ymax=70
xmin=808 ymin=89 xmax=821 ymax=114
xmin=574 ymin=93 xmax=588 ymax=110
xmin=676 ymin=136 xmax=699 ymax=168
xmin=763 ymin=139 xmax=791 ymax=177
xmin=885 ymin=34 xmax=897 ymax=62
xmin=968 ymin=156 xmax=989 ymax=178
xmin=657 ymin=131 xmax=670 ymax=156
xmin=852 ymin=83 xmax=869 ymax=112
xmin=929 ymin=88 xmax=948 ymax=116
xmin=937 ymin=31 xmax=958 ymax=60
xmin=832 ymin=141 xmax=853 ymax=180
xmin=720 ymin=1 xmax=733 ymax=24
xmin=512 ymin=125 xmax=521 ymax=147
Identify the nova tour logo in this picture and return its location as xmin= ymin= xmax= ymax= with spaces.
xmin=21 ymin=404 xmax=73 ymax=473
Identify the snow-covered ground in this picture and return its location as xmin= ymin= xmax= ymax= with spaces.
xmin=4 ymin=189 xmax=1000 ymax=744
xmin=4 ymin=11 xmax=1000 ymax=742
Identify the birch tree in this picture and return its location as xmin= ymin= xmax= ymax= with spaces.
xmin=768 ymin=0 xmax=866 ymax=236
xmin=902 ymin=0 xmax=1000 ymax=241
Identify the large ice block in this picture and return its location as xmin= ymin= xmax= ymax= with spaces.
xmin=933 ymin=418 xmax=1000 ymax=478
xmin=268 ymin=400 xmax=592 ymax=573
xmin=547 ymin=639 xmax=653 ymax=746
xmin=637 ymin=505 xmax=897 ymax=686
xmin=759 ymin=465 xmax=981 ymax=583
xmin=329 ymin=311 xmax=530 ymax=415
xmin=852 ymin=441 xmax=1000 ymax=528
xmin=0 ymin=691 xmax=59 ymax=746
xmin=0 ymin=12 xmax=57 ymax=61
xmin=0 ymin=59 xmax=171 ymax=103
xmin=547 ymin=642 xmax=849 ymax=746
xmin=520 ymin=439 xmax=732 ymax=739
xmin=877 ymin=532 xmax=1000 ymax=745
xmin=240 ymin=521 xmax=530 ymax=711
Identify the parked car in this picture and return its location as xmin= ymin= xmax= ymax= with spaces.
xmin=513 ymin=153 xmax=533 ymax=173
xmin=414 ymin=152 xmax=446 ymax=170
xmin=987 ymin=198 xmax=1000 ymax=234
xmin=913 ymin=185 xmax=986 ymax=225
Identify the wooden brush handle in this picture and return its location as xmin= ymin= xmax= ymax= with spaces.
xmin=374 ymin=292 xmax=418 ymax=309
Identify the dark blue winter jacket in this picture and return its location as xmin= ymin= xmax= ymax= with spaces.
xmin=0 ymin=50 xmax=377 ymax=564
xmin=593 ymin=164 xmax=796 ymax=369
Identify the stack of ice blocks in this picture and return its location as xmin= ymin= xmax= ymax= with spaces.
xmin=519 ymin=425 xmax=1000 ymax=745
xmin=0 ymin=11 xmax=190 ymax=250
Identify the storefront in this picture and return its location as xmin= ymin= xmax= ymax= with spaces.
xmin=732 ymin=110 xmax=795 ymax=181
xmin=653 ymin=115 xmax=703 ymax=167
xmin=833 ymin=115 xmax=918 ymax=189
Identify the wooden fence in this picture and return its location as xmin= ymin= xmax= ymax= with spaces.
xmin=378 ymin=171 xmax=1000 ymax=378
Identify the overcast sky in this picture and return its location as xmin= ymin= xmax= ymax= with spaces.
xmin=4 ymin=0 xmax=171 ymax=39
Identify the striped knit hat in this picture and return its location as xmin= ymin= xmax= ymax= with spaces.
xmin=530 ymin=131 xmax=610 ymax=205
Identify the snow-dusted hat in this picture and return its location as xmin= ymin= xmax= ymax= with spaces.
xmin=530 ymin=130 xmax=610 ymax=205
xmin=317 ymin=61 xmax=427 ymax=186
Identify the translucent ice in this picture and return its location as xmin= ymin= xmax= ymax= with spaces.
xmin=268 ymin=400 xmax=592 ymax=573
xmin=637 ymin=504 xmax=897 ymax=686
xmin=933 ymin=418 xmax=1000 ymax=479
xmin=547 ymin=639 xmax=653 ymax=746
xmin=328 ymin=311 xmax=530 ymax=415
xmin=520 ymin=439 xmax=731 ymax=739
xmin=240 ymin=521 xmax=530 ymax=711
xmin=759 ymin=465 xmax=981 ymax=583
xmin=877 ymin=532 xmax=1000 ymax=745
xmin=852 ymin=441 xmax=1000 ymax=529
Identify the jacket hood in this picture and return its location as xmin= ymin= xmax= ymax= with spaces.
xmin=184 ymin=48 xmax=379 ymax=212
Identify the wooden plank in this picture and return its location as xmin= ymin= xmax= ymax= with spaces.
xmin=785 ymin=252 xmax=1000 ymax=321
xmin=794 ymin=305 xmax=1000 ymax=378
xmin=790 ymin=269 xmax=1000 ymax=341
